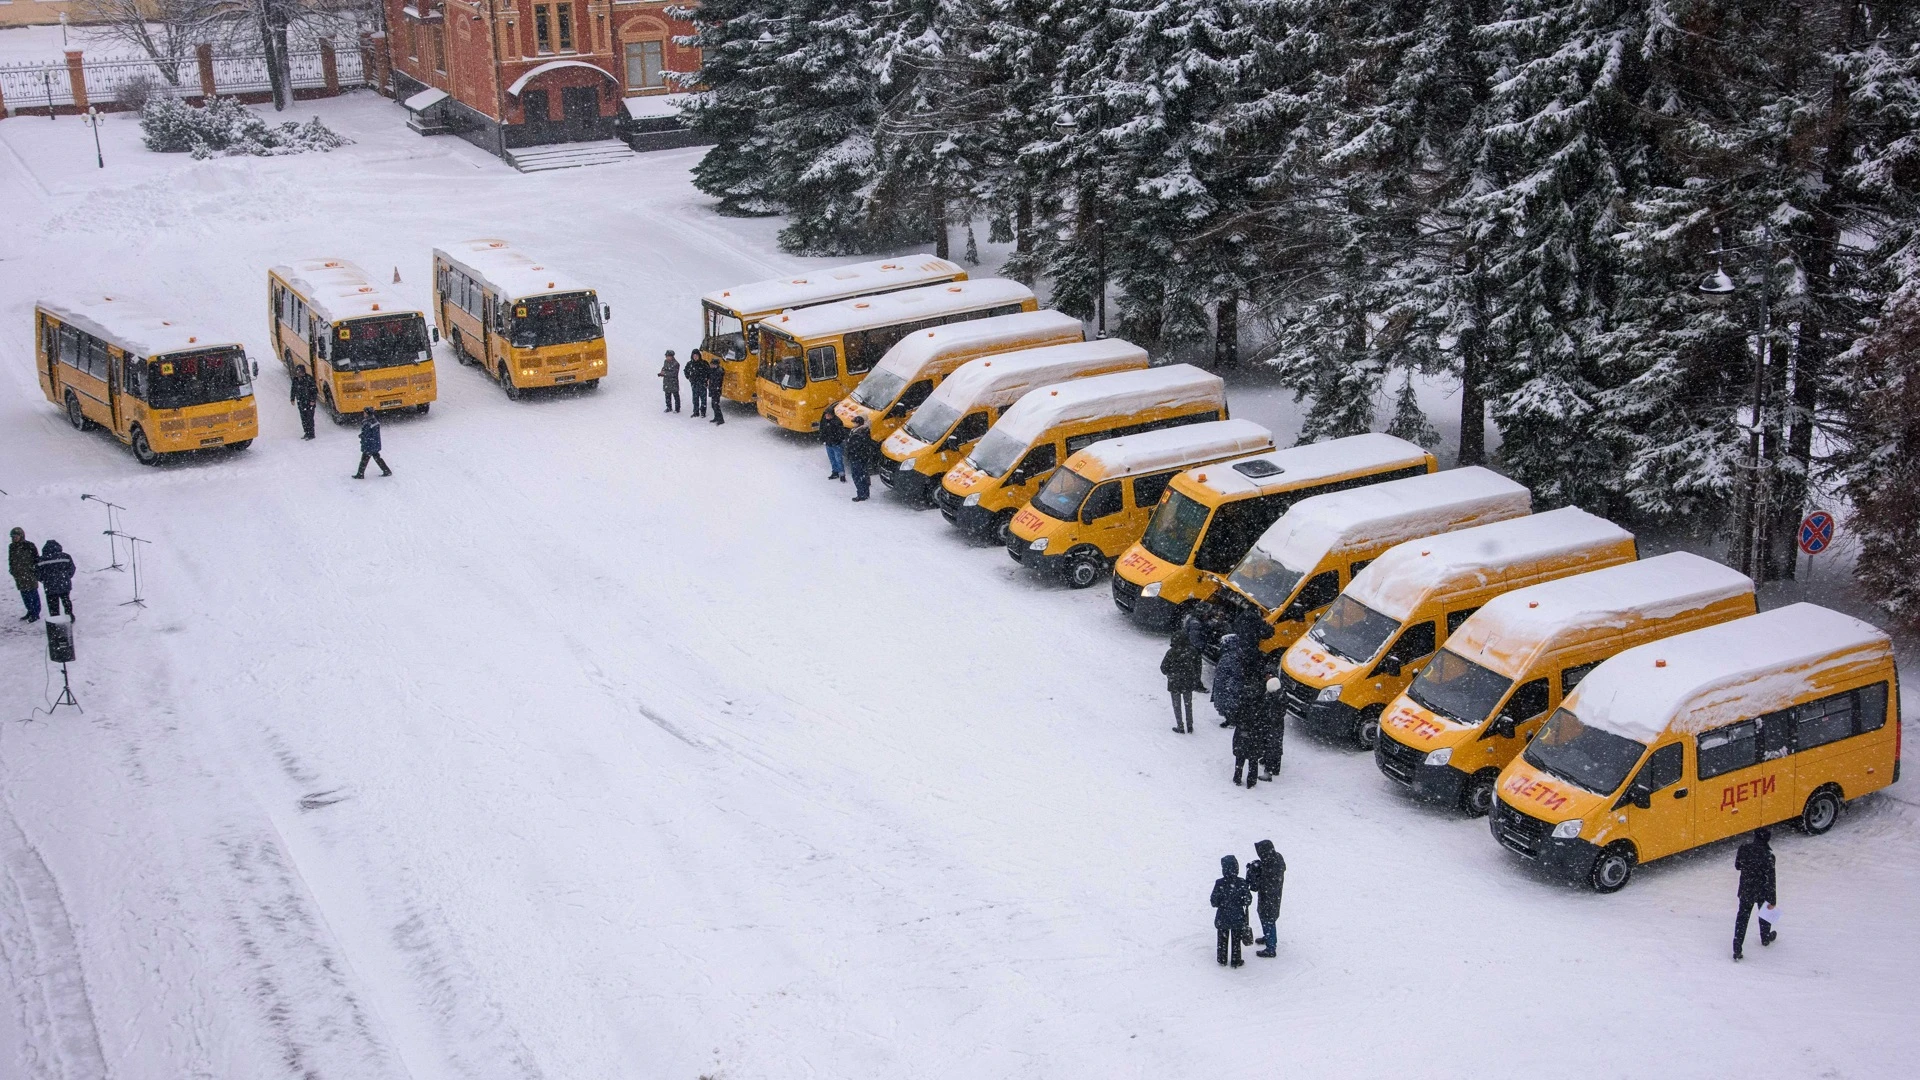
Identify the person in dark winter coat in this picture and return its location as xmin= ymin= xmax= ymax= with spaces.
xmin=683 ymin=351 xmax=711 ymax=417
xmin=290 ymin=366 xmax=319 ymax=439
xmin=1232 ymin=687 xmax=1276 ymax=787
xmin=657 ymin=351 xmax=681 ymax=413
xmin=1257 ymin=676 xmax=1286 ymax=778
xmin=36 ymin=539 xmax=76 ymax=619
xmin=1212 ymin=631 xmax=1260 ymax=728
xmin=1161 ymin=622 xmax=1206 ymax=733
xmin=9 ymin=527 xmax=41 ymax=622
xmin=819 ymin=404 xmax=849 ymax=481
xmin=353 ymin=410 xmax=391 ymax=479
xmin=1210 ymin=855 xmax=1252 ymax=968
xmin=1733 ymin=828 xmax=1778 ymax=960
xmin=704 ymin=353 xmax=726 ymax=424
xmin=846 ymin=417 xmax=882 ymax=501
xmin=1246 ymin=839 xmax=1285 ymax=957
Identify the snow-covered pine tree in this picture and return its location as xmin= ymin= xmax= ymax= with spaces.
xmin=869 ymin=0 xmax=999 ymax=260
xmin=1385 ymin=373 xmax=1441 ymax=448
xmin=673 ymin=0 xmax=796 ymax=217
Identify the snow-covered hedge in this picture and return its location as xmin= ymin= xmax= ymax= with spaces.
xmin=139 ymin=98 xmax=350 ymax=160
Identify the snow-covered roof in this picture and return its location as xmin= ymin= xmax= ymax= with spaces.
xmin=36 ymin=294 xmax=240 ymax=359
xmin=403 ymin=87 xmax=448 ymax=112
xmin=272 ymin=258 xmax=421 ymax=325
xmin=701 ymin=257 xmax=967 ymax=319
xmin=1344 ymin=507 xmax=1637 ymax=621
xmin=435 ymin=239 xmax=593 ymax=301
xmin=1565 ymin=604 xmax=1891 ymax=744
xmin=1250 ymin=467 xmax=1531 ymax=573
xmin=981 ymin=364 xmax=1226 ymax=450
xmin=915 ymin=338 xmax=1150 ymax=417
xmin=622 ymin=93 xmax=692 ymax=119
xmin=1068 ymin=419 xmax=1275 ymax=481
xmin=764 ymin=278 xmax=1035 ymax=342
xmin=1445 ymin=552 xmax=1756 ymax=681
xmin=865 ymin=309 xmax=1084 ymax=385
xmin=1178 ymin=433 xmax=1434 ymax=502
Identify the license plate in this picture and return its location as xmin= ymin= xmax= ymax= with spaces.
xmin=199 ymin=436 xmax=224 ymax=446
xmin=379 ymin=398 xmax=402 ymax=407
xmin=553 ymin=374 xmax=575 ymax=384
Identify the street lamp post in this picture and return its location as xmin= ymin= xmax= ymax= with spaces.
xmin=1698 ymin=224 xmax=1775 ymax=587
xmin=1053 ymin=102 xmax=1109 ymax=339
xmin=87 ymin=106 xmax=104 ymax=169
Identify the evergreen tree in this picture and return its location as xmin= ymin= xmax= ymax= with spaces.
xmin=1385 ymin=373 xmax=1441 ymax=448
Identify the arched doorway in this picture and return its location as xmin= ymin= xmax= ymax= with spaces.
xmin=507 ymin=60 xmax=621 ymax=145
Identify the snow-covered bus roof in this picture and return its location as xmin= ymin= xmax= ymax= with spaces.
xmin=916 ymin=339 xmax=1151 ymax=416
xmin=1345 ymin=507 xmax=1636 ymax=621
xmin=435 ymin=239 xmax=593 ymax=301
xmin=1249 ymin=466 xmax=1531 ymax=574
xmin=763 ymin=278 xmax=1035 ymax=342
xmin=36 ymin=295 xmax=241 ymax=359
xmin=982 ymin=364 xmax=1226 ymax=450
xmin=1564 ymin=603 xmax=1892 ymax=744
xmin=866 ymin=309 xmax=1084 ymax=383
xmin=271 ymin=258 xmax=422 ymax=325
xmin=1069 ymin=419 xmax=1275 ymax=481
xmin=1445 ymin=552 xmax=1756 ymax=682
xmin=701 ymin=257 xmax=967 ymax=319
xmin=1177 ymin=433 xmax=1435 ymax=503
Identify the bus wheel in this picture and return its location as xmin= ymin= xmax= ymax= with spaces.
xmin=130 ymin=426 xmax=160 ymax=466
xmin=1065 ymin=549 xmax=1105 ymax=589
xmin=1589 ymin=843 xmax=1636 ymax=893
xmin=64 ymin=390 xmax=90 ymax=431
xmin=500 ymin=364 xmax=522 ymax=400
xmin=322 ymin=386 xmax=345 ymax=425
xmin=1352 ymin=705 xmax=1384 ymax=751
xmin=1800 ymin=786 xmax=1842 ymax=835
xmin=582 ymin=379 xmax=601 ymax=392
xmin=989 ymin=510 xmax=1016 ymax=548
xmin=1461 ymin=770 xmax=1500 ymax=817
xmin=225 ymin=439 xmax=252 ymax=452
xmin=416 ymin=403 xmax=431 ymax=416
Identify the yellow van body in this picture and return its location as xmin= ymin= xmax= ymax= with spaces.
xmin=701 ymin=257 xmax=967 ymax=403
xmin=35 ymin=297 xmax=258 ymax=465
xmin=834 ymin=309 xmax=1084 ymax=445
xmin=1277 ymin=507 xmax=1637 ymax=751
xmin=1375 ymin=552 xmax=1755 ymax=815
xmin=1111 ymin=434 xmax=1436 ymax=630
xmin=754 ymin=279 xmax=1037 ymax=433
xmin=269 ymin=259 xmax=437 ymax=420
xmin=880 ymin=339 xmax=1151 ymax=504
xmin=936 ymin=364 xmax=1227 ymax=544
xmin=1009 ymin=419 xmax=1276 ymax=588
xmin=433 ymin=239 xmax=608 ymax=398
xmin=1208 ymin=467 xmax=1532 ymax=657
xmin=1489 ymin=603 xmax=1899 ymax=892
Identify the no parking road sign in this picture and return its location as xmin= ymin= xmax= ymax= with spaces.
xmin=1798 ymin=510 xmax=1836 ymax=555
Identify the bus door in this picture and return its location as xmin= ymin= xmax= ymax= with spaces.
xmin=107 ymin=349 xmax=124 ymax=432
xmin=481 ymin=293 xmax=497 ymax=366
xmin=41 ymin=316 xmax=59 ymax=391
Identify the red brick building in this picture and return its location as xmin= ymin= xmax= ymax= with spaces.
xmin=385 ymin=0 xmax=701 ymax=156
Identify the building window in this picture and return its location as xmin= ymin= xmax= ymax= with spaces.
xmin=625 ymin=39 xmax=664 ymax=90
xmin=403 ymin=20 xmax=417 ymax=61
xmin=534 ymin=5 xmax=552 ymax=54
xmin=557 ymin=4 xmax=575 ymax=53
xmin=434 ymin=24 xmax=447 ymax=73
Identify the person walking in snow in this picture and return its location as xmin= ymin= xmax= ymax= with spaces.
xmin=704 ymin=353 xmax=727 ymax=424
xmin=819 ymin=402 xmax=849 ymax=482
xmin=36 ymin=539 xmax=76 ymax=620
xmin=683 ymin=350 xmax=711 ymax=418
xmin=1212 ymin=630 xmax=1259 ymax=730
xmin=1232 ymin=687 xmax=1274 ymax=788
xmin=1257 ymin=676 xmax=1287 ymax=779
xmin=1210 ymin=855 xmax=1252 ymax=968
xmin=1161 ymin=617 xmax=1205 ymax=733
xmin=1733 ymin=828 xmax=1778 ymax=960
xmin=657 ymin=350 xmax=681 ymax=413
xmin=846 ymin=416 xmax=881 ymax=501
xmin=290 ymin=365 xmax=318 ymax=440
xmin=352 ymin=409 xmax=392 ymax=479
xmin=9 ymin=527 xmax=41 ymax=622
xmin=1246 ymin=839 xmax=1285 ymax=958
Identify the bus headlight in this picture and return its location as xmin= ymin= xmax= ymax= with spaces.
xmin=1552 ymin=819 xmax=1583 ymax=840
xmin=1316 ymin=685 xmax=1343 ymax=703
xmin=900 ymin=458 xmax=917 ymax=472
xmin=1424 ymin=747 xmax=1452 ymax=766
xmin=963 ymin=493 xmax=981 ymax=507
xmin=1140 ymin=582 xmax=1162 ymax=598
xmin=1030 ymin=538 xmax=1049 ymax=552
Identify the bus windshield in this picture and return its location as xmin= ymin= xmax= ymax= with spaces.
xmin=904 ymin=398 xmax=962 ymax=444
xmin=335 ymin=315 xmax=430 ymax=371
xmin=511 ymin=292 xmax=602 ymax=349
xmin=850 ymin=367 xmax=909 ymax=409
xmin=1524 ymin=708 xmax=1648 ymax=795
xmin=703 ymin=303 xmax=746 ymax=360
xmin=1408 ymin=649 xmax=1514 ymax=726
xmin=1228 ymin=548 xmax=1305 ymax=611
xmin=759 ymin=331 xmax=805 ymax=390
xmin=1140 ymin=491 xmax=1211 ymax=565
xmin=146 ymin=347 xmax=251 ymax=410
xmin=967 ymin=428 xmax=1028 ymax=478
xmin=1309 ymin=595 xmax=1400 ymax=664
xmin=1031 ymin=468 xmax=1096 ymax=521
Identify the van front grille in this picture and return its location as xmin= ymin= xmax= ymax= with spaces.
xmin=934 ymin=486 xmax=963 ymax=522
xmin=1492 ymin=799 xmax=1549 ymax=858
xmin=1376 ymin=732 xmax=1422 ymax=786
xmin=1280 ymin=673 xmax=1316 ymax=717
xmin=1111 ymin=575 xmax=1141 ymax=612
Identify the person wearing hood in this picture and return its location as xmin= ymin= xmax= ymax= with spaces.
xmin=1212 ymin=629 xmax=1260 ymax=730
xmin=704 ymin=354 xmax=726 ymax=424
xmin=36 ymin=539 xmax=76 ymax=619
xmin=1733 ymin=827 xmax=1778 ymax=960
xmin=353 ymin=409 xmax=392 ymax=479
xmin=9 ymin=527 xmax=41 ymax=622
xmin=1257 ymin=675 xmax=1287 ymax=779
xmin=657 ymin=350 xmax=681 ymax=413
xmin=1246 ymin=839 xmax=1286 ymax=957
xmin=290 ymin=364 xmax=319 ymax=439
xmin=683 ymin=350 xmax=711 ymax=418
xmin=1210 ymin=855 xmax=1252 ymax=968
xmin=1233 ymin=679 xmax=1283 ymax=788
xmin=1160 ymin=617 xmax=1206 ymax=733
xmin=846 ymin=416 xmax=881 ymax=501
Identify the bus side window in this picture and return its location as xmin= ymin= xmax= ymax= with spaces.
xmin=1793 ymin=690 xmax=1858 ymax=751
xmin=1194 ymin=493 xmax=1292 ymax=573
xmin=949 ymin=411 xmax=990 ymax=446
xmin=84 ymin=336 xmax=109 ymax=379
xmin=899 ymin=379 xmax=934 ymax=411
xmin=1504 ymin=678 xmax=1550 ymax=723
xmin=806 ymin=345 xmax=838 ymax=382
xmin=1282 ymin=571 xmax=1341 ymax=621
xmin=1377 ymin=621 xmax=1437 ymax=674
xmin=126 ymin=356 xmax=148 ymax=400
xmin=58 ymin=325 xmax=82 ymax=370
xmin=41 ymin=316 xmax=57 ymax=365
xmin=1697 ymin=720 xmax=1759 ymax=780
xmin=1348 ymin=559 xmax=1371 ymax=578
xmin=1560 ymin=660 xmax=1600 ymax=695
xmin=1857 ymin=682 xmax=1889 ymax=733
xmin=1132 ymin=470 xmax=1176 ymax=508
xmin=1008 ymin=443 xmax=1056 ymax=484
xmin=1623 ymin=742 xmax=1685 ymax=804
xmin=1446 ymin=607 xmax=1480 ymax=634
xmin=1081 ymin=482 xmax=1125 ymax=523
xmin=1065 ymin=430 xmax=1109 ymax=456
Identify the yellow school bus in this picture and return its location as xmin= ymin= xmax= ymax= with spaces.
xmin=936 ymin=364 xmax=1227 ymax=544
xmin=1111 ymin=434 xmax=1436 ymax=630
xmin=1008 ymin=419 xmax=1275 ymax=588
xmin=269 ymin=259 xmax=436 ymax=420
xmin=433 ymin=239 xmax=609 ymax=398
xmin=1277 ymin=508 xmax=1638 ymax=751
xmin=1375 ymin=553 xmax=1755 ymax=815
xmin=34 ymin=296 xmax=258 ymax=465
xmin=880 ymin=339 xmax=1150 ymax=505
xmin=755 ymin=278 xmax=1037 ymax=433
xmin=702 ymin=257 xmax=967 ymax=403
xmin=1490 ymin=603 xmax=1898 ymax=892
xmin=834 ymin=309 xmax=1084 ymax=445
xmin=1207 ymin=467 xmax=1531 ymax=657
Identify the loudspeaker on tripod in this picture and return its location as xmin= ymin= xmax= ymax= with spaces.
xmin=46 ymin=618 xmax=75 ymax=664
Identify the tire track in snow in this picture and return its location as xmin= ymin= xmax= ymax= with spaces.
xmin=0 ymin=799 xmax=110 ymax=1080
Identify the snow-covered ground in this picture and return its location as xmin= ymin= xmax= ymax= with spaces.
xmin=1 ymin=93 xmax=1915 ymax=1080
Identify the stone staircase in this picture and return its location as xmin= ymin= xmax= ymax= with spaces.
xmin=505 ymin=140 xmax=636 ymax=173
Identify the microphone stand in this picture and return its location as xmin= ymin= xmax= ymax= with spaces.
xmin=119 ymin=533 xmax=151 ymax=608
xmin=80 ymin=494 xmax=127 ymax=571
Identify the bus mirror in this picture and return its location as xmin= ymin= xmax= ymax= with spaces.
xmin=941 ymin=434 xmax=962 ymax=451
xmin=431 ymin=327 xmax=440 ymax=343
xmin=251 ymin=360 xmax=260 ymax=377
xmin=602 ymin=304 xmax=612 ymax=321
xmin=1493 ymin=716 xmax=1517 ymax=739
xmin=1375 ymin=657 xmax=1403 ymax=678
xmin=888 ymin=402 xmax=909 ymax=418
xmin=1632 ymin=790 xmax=1652 ymax=811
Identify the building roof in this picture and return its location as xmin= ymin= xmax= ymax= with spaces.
xmin=1177 ymin=433 xmax=1434 ymax=503
xmin=977 ymin=364 xmax=1226 ymax=452
xmin=36 ymin=294 xmax=240 ymax=359
xmin=765 ymin=278 xmax=1035 ymax=342
xmin=1250 ymin=467 xmax=1532 ymax=573
xmin=1068 ymin=419 xmax=1275 ymax=481
xmin=435 ymin=239 xmax=593 ymax=301
xmin=701 ymin=257 xmax=967 ymax=319
xmin=1344 ymin=507 xmax=1636 ymax=621
xmin=865 ymin=310 xmax=1084 ymax=384
xmin=271 ymin=258 xmax=421 ymax=325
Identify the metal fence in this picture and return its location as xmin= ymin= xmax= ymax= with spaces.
xmin=0 ymin=62 xmax=75 ymax=109
xmin=1 ymin=48 xmax=367 ymax=110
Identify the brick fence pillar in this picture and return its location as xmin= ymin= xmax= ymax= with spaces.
xmin=365 ymin=31 xmax=392 ymax=97
xmin=319 ymin=38 xmax=340 ymax=95
xmin=197 ymin=43 xmax=217 ymax=100
xmin=64 ymin=50 xmax=88 ymax=113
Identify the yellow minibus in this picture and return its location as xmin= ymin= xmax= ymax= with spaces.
xmin=880 ymin=339 xmax=1151 ymax=504
xmin=833 ymin=309 xmax=1084 ymax=444
xmin=433 ymin=239 xmax=609 ymax=398
xmin=1111 ymin=434 xmax=1436 ymax=630
xmin=1008 ymin=419 xmax=1275 ymax=588
xmin=1277 ymin=508 xmax=1637 ymax=750
xmin=702 ymin=257 xmax=967 ymax=403
xmin=936 ymin=364 xmax=1227 ymax=544
xmin=269 ymin=258 xmax=436 ymax=420
xmin=1208 ymin=467 xmax=1532 ymax=657
xmin=35 ymin=296 xmax=259 ymax=465
xmin=1376 ymin=552 xmax=1755 ymax=815
xmin=1490 ymin=603 xmax=1898 ymax=892
xmin=755 ymin=278 xmax=1037 ymax=433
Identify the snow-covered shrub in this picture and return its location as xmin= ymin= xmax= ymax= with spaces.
xmin=139 ymin=97 xmax=351 ymax=158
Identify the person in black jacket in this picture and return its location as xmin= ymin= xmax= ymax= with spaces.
xmin=1246 ymin=839 xmax=1285 ymax=957
xmin=1213 ymin=630 xmax=1259 ymax=729
xmin=704 ymin=353 xmax=726 ymax=424
xmin=657 ymin=351 xmax=681 ymax=413
xmin=10 ymin=527 xmax=41 ymax=622
xmin=1210 ymin=855 xmax=1252 ymax=968
xmin=1733 ymin=827 xmax=1778 ymax=960
xmin=1160 ymin=619 xmax=1205 ymax=733
xmin=683 ymin=351 xmax=711 ymax=418
xmin=352 ymin=410 xmax=391 ymax=479
xmin=36 ymin=539 xmax=76 ymax=620
xmin=1257 ymin=676 xmax=1286 ymax=779
xmin=819 ymin=404 xmax=849 ymax=481
xmin=1232 ymin=690 xmax=1272 ymax=788
xmin=290 ymin=365 xmax=318 ymax=439
xmin=846 ymin=416 xmax=881 ymax=501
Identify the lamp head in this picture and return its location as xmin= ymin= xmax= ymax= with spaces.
xmin=1698 ymin=268 xmax=1737 ymax=296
